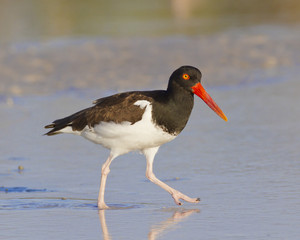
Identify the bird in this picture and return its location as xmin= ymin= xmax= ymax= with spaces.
xmin=44 ymin=65 xmax=227 ymax=209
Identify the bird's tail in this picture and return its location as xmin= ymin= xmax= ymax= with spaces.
xmin=44 ymin=109 xmax=87 ymax=136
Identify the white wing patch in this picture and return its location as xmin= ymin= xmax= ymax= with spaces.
xmin=134 ymin=100 xmax=150 ymax=109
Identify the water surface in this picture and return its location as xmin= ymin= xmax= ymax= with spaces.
xmin=0 ymin=1 xmax=300 ymax=239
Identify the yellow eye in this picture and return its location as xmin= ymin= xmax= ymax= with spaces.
xmin=182 ymin=74 xmax=190 ymax=80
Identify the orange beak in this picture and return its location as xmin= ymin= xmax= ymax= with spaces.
xmin=191 ymin=82 xmax=228 ymax=121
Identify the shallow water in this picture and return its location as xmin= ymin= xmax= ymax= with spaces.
xmin=1 ymin=66 xmax=300 ymax=239
xmin=1 ymin=2 xmax=300 ymax=239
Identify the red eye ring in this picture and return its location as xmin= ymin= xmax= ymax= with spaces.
xmin=182 ymin=74 xmax=190 ymax=80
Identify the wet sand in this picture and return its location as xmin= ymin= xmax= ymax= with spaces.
xmin=1 ymin=26 xmax=299 ymax=97
xmin=1 ymin=25 xmax=300 ymax=239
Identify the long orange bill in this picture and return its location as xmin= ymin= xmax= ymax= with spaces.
xmin=191 ymin=82 xmax=228 ymax=121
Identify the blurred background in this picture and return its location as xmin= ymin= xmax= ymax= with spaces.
xmin=0 ymin=0 xmax=299 ymax=42
xmin=0 ymin=0 xmax=299 ymax=96
xmin=1 ymin=1 xmax=300 ymax=239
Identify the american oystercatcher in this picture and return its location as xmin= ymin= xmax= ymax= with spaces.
xmin=45 ymin=66 xmax=227 ymax=209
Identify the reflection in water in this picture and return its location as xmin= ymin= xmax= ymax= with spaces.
xmin=148 ymin=208 xmax=200 ymax=240
xmin=98 ymin=210 xmax=112 ymax=240
xmin=98 ymin=208 xmax=200 ymax=240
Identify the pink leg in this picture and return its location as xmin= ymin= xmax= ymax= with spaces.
xmin=98 ymin=210 xmax=112 ymax=239
xmin=98 ymin=154 xmax=116 ymax=209
xmin=143 ymin=147 xmax=200 ymax=206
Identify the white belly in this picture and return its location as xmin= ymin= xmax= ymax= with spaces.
xmin=79 ymin=100 xmax=177 ymax=154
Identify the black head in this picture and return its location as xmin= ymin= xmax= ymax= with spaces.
xmin=168 ymin=65 xmax=202 ymax=93
xmin=168 ymin=65 xmax=228 ymax=121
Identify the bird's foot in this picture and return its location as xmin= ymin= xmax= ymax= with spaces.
xmin=97 ymin=202 xmax=110 ymax=210
xmin=171 ymin=191 xmax=200 ymax=206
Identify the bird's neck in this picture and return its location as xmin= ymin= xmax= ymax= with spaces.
xmin=166 ymin=80 xmax=194 ymax=104
xmin=151 ymin=80 xmax=194 ymax=135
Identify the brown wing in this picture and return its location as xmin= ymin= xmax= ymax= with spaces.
xmin=44 ymin=91 xmax=153 ymax=135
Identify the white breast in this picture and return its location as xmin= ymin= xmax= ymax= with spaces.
xmin=79 ymin=100 xmax=177 ymax=155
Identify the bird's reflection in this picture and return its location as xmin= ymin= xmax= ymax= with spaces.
xmin=148 ymin=208 xmax=200 ymax=240
xmin=98 ymin=208 xmax=200 ymax=240
xmin=98 ymin=210 xmax=112 ymax=240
